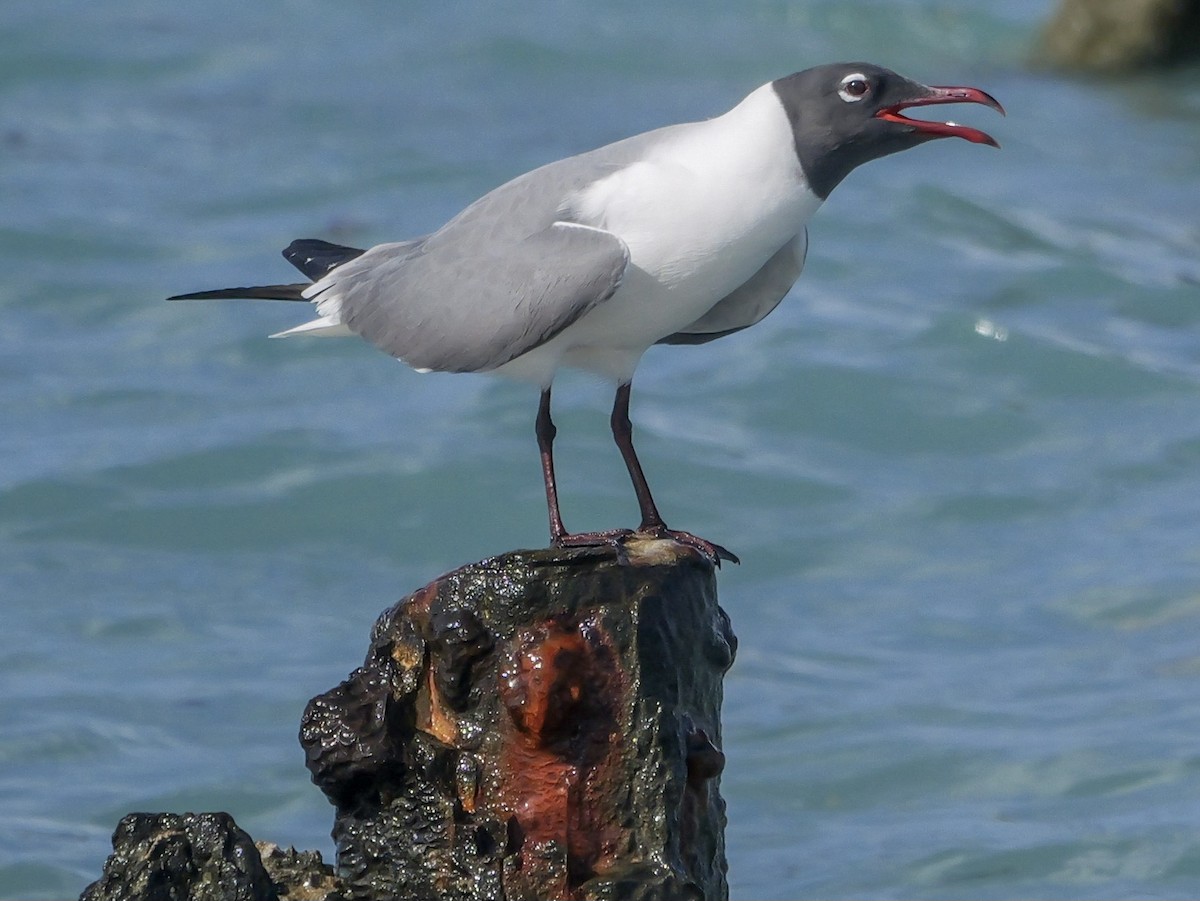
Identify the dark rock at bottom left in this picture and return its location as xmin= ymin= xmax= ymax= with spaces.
xmin=79 ymin=811 xmax=341 ymax=901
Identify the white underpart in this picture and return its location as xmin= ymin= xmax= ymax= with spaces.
xmin=495 ymin=83 xmax=821 ymax=384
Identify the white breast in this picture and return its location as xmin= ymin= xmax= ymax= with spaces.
xmin=571 ymin=87 xmax=819 ymax=343
xmin=495 ymin=84 xmax=823 ymax=385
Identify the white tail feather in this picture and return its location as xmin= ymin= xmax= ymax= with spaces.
xmin=269 ymin=317 xmax=355 ymax=339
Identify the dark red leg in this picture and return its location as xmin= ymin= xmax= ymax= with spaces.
xmin=537 ymin=387 xmax=632 ymax=556
xmin=609 ymin=382 xmax=739 ymax=566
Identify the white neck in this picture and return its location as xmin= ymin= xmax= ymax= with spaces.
xmin=664 ymin=83 xmax=811 ymax=194
xmin=581 ymin=83 xmax=820 ymax=281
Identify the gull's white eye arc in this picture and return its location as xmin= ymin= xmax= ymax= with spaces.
xmin=838 ymin=73 xmax=870 ymax=103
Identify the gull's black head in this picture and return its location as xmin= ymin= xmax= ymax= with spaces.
xmin=772 ymin=62 xmax=1004 ymax=200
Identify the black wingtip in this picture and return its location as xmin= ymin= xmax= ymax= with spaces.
xmin=283 ymin=239 xmax=366 ymax=280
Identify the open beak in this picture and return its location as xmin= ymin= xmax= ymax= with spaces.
xmin=876 ymin=85 xmax=1005 ymax=148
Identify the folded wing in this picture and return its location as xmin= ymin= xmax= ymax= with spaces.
xmin=305 ymin=221 xmax=630 ymax=373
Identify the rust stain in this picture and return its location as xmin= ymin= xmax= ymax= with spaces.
xmin=420 ymin=664 xmax=460 ymax=747
xmin=502 ymin=627 xmax=590 ymax=742
xmin=404 ymin=581 xmax=439 ymax=618
xmin=491 ymin=616 xmax=627 ymax=897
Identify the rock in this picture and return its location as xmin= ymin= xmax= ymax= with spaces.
xmin=1038 ymin=0 xmax=1200 ymax=71
xmin=300 ymin=539 xmax=736 ymax=901
xmin=256 ymin=843 xmax=342 ymax=900
xmin=78 ymin=813 xmax=342 ymax=901
xmin=79 ymin=812 xmax=281 ymax=901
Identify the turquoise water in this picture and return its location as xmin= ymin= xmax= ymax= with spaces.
xmin=4 ymin=1 xmax=1200 ymax=897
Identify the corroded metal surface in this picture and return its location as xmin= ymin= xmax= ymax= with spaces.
xmin=301 ymin=539 xmax=736 ymax=901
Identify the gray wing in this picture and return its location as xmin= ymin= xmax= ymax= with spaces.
xmin=318 ymin=222 xmax=628 ymax=372
xmin=305 ymin=128 xmax=690 ymax=373
xmin=657 ymin=230 xmax=808 ymax=346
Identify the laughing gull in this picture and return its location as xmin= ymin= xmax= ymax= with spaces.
xmin=171 ymin=62 xmax=1002 ymax=565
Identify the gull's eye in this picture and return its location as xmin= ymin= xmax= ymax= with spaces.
xmin=838 ymin=74 xmax=871 ymax=103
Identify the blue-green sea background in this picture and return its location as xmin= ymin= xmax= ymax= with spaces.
xmin=5 ymin=1 xmax=1200 ymax=897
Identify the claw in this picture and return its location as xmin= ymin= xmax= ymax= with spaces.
xmin=552 ymin=528 xmax=634 ymax=565
xmin=552 ymin=526 xmax=739 ymax=568
xmin=637 ymin=526 xmax=740 ymax=567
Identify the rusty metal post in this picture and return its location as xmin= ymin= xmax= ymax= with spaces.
xmin=301 ymin=539 xmax=736 ymax=901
